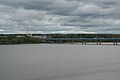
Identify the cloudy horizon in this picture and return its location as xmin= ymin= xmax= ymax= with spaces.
xmin=0 ymin=0 xmax=120 ymax=34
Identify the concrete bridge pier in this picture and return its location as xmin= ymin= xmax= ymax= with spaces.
xmin=97 ymin=41 xmax=101 ymax=45
xmin=97 ymin=41 xmax=99 ymax=45
xmin=67 ymin=40 xmax=69 ymax=44
xmin=99 ymin=41 xmax=101 ymax=45
xmin=56 ymin=41 xmax=62 ymax=44
xmin=68 ymin=41 xmax=73 ymax=44
xmin=71 ymin=40 xmax=74 ymax=44
xmin=68 ymin=41 xmax=72 ymax=44
xmin=112 ymin=40 xmax=118 ymax=45
xmin=81 ymin=41 xmax=86 ymax=45
xmin=84 ymin=41 xmax=87 ymax=45
xmin=113 ymin=41 xmax=115 ymax=45
xmin=113 ymin=41 xmax=118 ymax=45
xmin=81 ymin=41 xmax=83 ymax=45
xmin=115 ymin=41 xmax=118 ymax=45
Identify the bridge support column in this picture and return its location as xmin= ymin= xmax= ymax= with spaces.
xmin=71 ymin=40 xmax=74 ymax=44
xmin=82 ymin=41 xmax=83 ymax=44
xmin=99 ymin=41 xmax=101 ymax=45
xmin=115 ymin=41 xmax=118 ymax=45
xmin=81 ymin=41 xmax=86 ymax=45
xmin=68 ymin=41 xmax=73 ymax=44
xmin=68 ymin=41 xmax=70 ymax=44
xmin=113 ymin=41 xmax=115 ymax=45
xmin=84 ymin=41 xmax=86 ymax=45
xmin=97 ymin=41 xmax=99 ymax=45
xmin=81 ymin=41 xmax=87 ymax=45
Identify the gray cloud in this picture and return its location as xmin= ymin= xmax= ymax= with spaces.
xmin=0 ymin=0 xmax=120 ymax=34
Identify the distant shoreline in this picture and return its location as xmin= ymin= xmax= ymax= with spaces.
xmin=0 ymin=34 xmax=120 ymax=45
xmin=0 ymin=42 xmax=120 ymax=46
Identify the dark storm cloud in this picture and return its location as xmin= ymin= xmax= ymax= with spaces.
xmin=0 ymin=0 xmax=76 ymax=16
xmin=0 ymin=0 xmax=53 ymax=10
xmin=0 ymin=0 xmax=120 ymax=34
xmin=0 ymin=0 xmax=117 ymax=16
xmin=101 ymin=1 xmax=118 ymax=5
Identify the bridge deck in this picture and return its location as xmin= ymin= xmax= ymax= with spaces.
xmin=45 ymin=38 xmax=120 ymax=41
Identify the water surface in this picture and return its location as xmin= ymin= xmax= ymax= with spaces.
xmin=0 ymin=44 xmax=120 ymax=80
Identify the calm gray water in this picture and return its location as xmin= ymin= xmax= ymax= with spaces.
xmin=0 ymin=44 xmax=120 ymax=80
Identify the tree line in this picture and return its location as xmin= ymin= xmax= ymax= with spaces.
xmin=0 ymin=35 xmax=43 ymax=45
xmin=0 ymin=34 xmax=120 ymax=45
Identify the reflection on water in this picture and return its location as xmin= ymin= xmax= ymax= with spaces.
xmin=0 ymin=44 xmax=120 ymax=80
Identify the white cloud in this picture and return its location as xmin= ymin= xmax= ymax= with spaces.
xmin=0 ymin=0 xmax=120 ymax=34
xmin=73 ymin=3 xmax=113 ymax=16
xmin=90 ymin=18 xmax=120 ymax=26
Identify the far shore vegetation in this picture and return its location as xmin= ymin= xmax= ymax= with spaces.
xmin=0 ymin=34 xmax=120 ymax=45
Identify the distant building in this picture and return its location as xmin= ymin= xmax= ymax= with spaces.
xmin=31 ymin=35 xmax=48 ymax=39
xmin=16 ymin=36 xmax=25 ymax=38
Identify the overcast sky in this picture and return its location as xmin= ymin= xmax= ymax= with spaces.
xmin=0 ymin=0 xmax=120 ymax=34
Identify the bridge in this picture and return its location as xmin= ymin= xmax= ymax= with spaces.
xmin=45 ymin=38 xmax=120 ymax=45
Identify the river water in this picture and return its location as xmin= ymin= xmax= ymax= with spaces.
xmin=0 ymin=44 xmax=120 ymax=80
